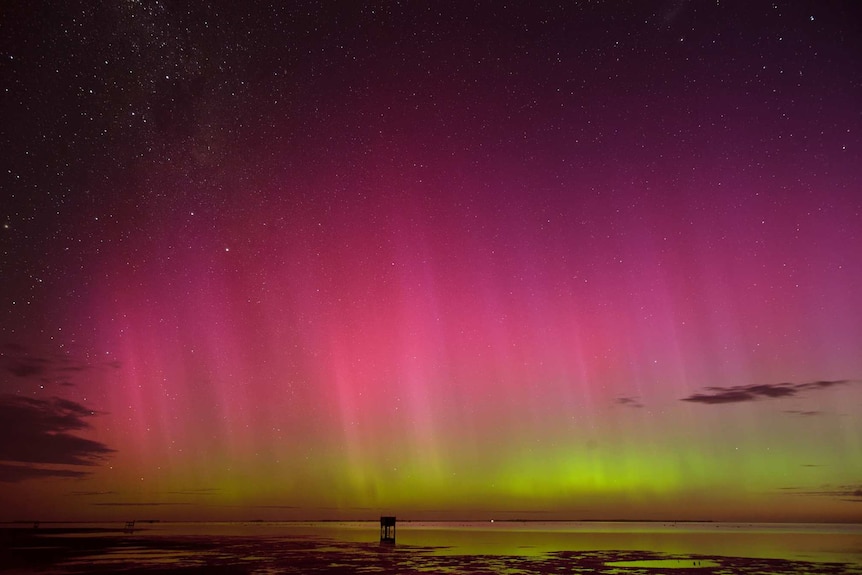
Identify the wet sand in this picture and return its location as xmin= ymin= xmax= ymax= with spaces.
xmin=2 ymin=527 xmax=861 ymax=574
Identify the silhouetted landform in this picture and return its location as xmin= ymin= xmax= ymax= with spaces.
xmin=2 ymin=528 xmax=860 ymax=574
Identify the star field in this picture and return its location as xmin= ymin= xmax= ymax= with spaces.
xmin=1 ymin=1 xmax=861 ymax=522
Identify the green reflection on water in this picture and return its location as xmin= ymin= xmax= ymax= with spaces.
xmin=606 ymin=558 xmax=721 ymax=568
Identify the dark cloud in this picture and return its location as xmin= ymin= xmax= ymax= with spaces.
xmin=2 ymin=343 xmax=122 ymax=387
xmin=92 ymin=502 xmax=194 ymax=506
xmin=615 ymin=397 xmax=643 ymax=408
xmin=0 ymin=463 xmax=89 ymax=482
xmin=785 ymin=410 xmax=822 ymax=417
xmin=681 ymin=380 xmax=852 ymax=405
xmin=7 ymin=361 xmax=47 ymax=378
xmin=681 ymin=383 xmax=795 ymax=404
xmin=828 ymin=485 xmax=862 ymax=499
xmin=814 ymin=487 xmax=862 ymax=502
xmin=0 ymin=395 xmax=114 ymax=481
xmin=69 ymin=490 xmax=118 ymax=496
xmin=779 ymin=484 xmax=862 ymax=502
xmin=55 ymin=365 xmax=89 ymax=373
xmin=166 ymin=488 xmax=221 ymax=495
xmin=801 ymin=380 xmax=848 ymax=389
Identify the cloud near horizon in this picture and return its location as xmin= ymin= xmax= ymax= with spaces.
xmin=69 ymin=490 xmax=118 ymax=496
xmin=615 ymin=397 xmax=644 ymax=408
xmin=0 ymin=463 xmax=89 ymax=482
xmin=780 ymin=484 xmax=862 ymax=503
xmin=166 ymin=488 xmax=222 ymax=496
xmin=92 ymin=502 xmax=194 ymax=507
xmin=0 ymin=394 xmax=114 ymax=482
xmin=681 ymin=379 xmax=852 ymax=405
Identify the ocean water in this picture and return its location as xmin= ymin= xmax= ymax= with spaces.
xmin=4 ymin=520 xmax=862 ymax=573
xmin=118 ymin=520 xmax=862 ymax=562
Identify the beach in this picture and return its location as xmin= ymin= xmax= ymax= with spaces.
xmin=2 ymin=521 xmax=861 ymax=574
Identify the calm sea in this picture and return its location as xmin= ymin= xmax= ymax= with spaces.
xmin=8 ymin=520 xmax=862 ymax=573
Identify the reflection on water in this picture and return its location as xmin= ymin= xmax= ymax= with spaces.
xmin=63 ymin=549 xmax=199 ymax=566
xmin=139 ymin=520 xmax=860 ymax=564
xmin=3 ymin=521 xmax=861 ymax=574
xmin=392 ymin=521 xmax=862 ymax=564
xmin=607 ymin=558 xmax=721 ymax=568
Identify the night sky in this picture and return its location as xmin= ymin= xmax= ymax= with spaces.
xmin=1 ymin=1 xmax=861 ymax=522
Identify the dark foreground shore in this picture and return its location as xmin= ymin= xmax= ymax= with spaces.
xmin=2 ymin=527 xmax=861 ymax=574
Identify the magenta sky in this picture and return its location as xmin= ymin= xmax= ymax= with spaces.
xmin=1 ymin=2 xmax=861 ymax=522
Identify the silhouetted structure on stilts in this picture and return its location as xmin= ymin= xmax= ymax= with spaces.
xmin=380 ymin=516 xmax=396 ymax=544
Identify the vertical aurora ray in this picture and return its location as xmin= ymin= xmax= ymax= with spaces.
xmin=66 ymin=160 xmax=862 ymax=520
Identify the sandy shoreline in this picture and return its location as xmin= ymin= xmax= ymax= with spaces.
xmin=2 ymin=527 xmax=862 ymax=574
